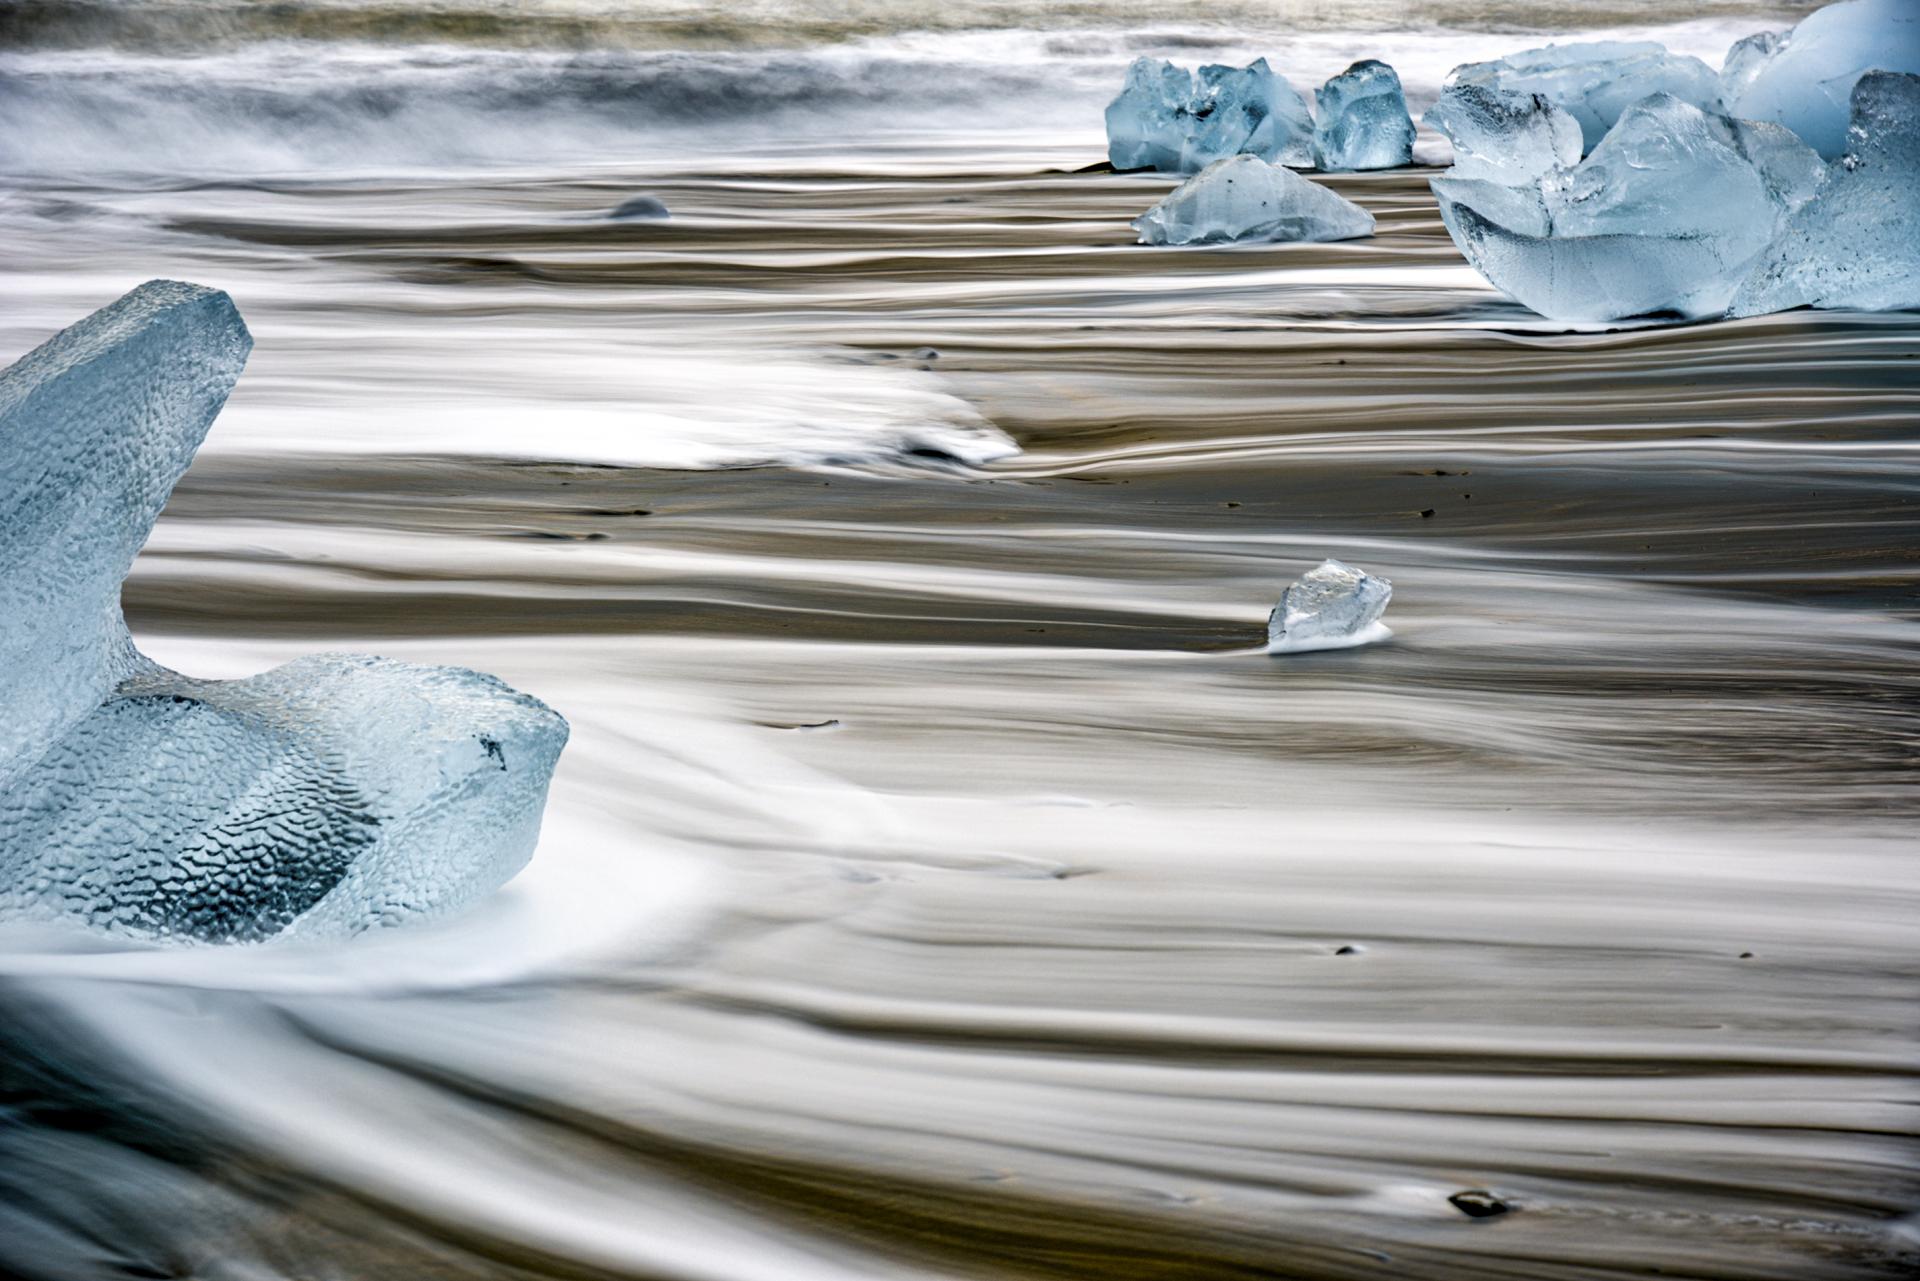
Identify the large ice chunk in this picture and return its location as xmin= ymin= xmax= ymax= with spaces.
xmin=0 ymin=282 xmax=569 ymax=943
xmin=1432 ymin=94 xmax=1823 ymax=321
xmin=1731 ymin=71 xmax=1920 ymax=317
xmin=0 ymin=656 xmax=565 ymax=942
xmin=1446 ymin=41 xmax=1720 ymax=153
xmin=1424 ymin=83 xmax=1584 ymax=184
xmin=1268 ymin=560 xmax=1392 ymax=654
xmin=1106 ymin=56 xmax=1314 ymax=174
xmin=1312 ymin=60 xmax=1415 ymax=171
xmin=1133 ymin=155 xmax=1375 ymax=246
xmin=1724 ymin=0 xmax=1920 ymax=159
xmin=0 ymin=281 xmax=249 ymax=788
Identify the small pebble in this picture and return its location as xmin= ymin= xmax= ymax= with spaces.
xmin=1448 ymin=1190 xmax=1510 ymax=1219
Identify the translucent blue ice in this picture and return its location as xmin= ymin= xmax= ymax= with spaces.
xmin=1718 ymin=31 xmax=1783 ymax=113
xmin=0 ymin=281 xmax=247 ymax=788
xmin=1312 ymin=60 xmax=1415 ymax=172
xmin=1106 ymin=56 xmax=1313 ymax=174
xmin=0 ymin=282 xmax=569 ymax=943
xmin=1424 ymin=83 xmax=1584 ymax=184
xmin=1433 ymin=94 xmax=1823 ymax=321
xmin=1268 ymin=560 xmax=1392 ymax=654
xmin=1446 ymin=40 xmax=1720 ymax=154
xmin=1732 ymin=71 xmax=1920 ymax=316
xmin=1721 ymin=0 xmax=1920 ymax=159
xmin=1133 ymin=155 xmax=1374 ymax=246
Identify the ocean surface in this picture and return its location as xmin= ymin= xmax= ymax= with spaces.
xmin=4 ymin=2 xmax=1919 ymax=1278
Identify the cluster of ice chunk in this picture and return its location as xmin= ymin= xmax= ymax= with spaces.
xmin=1422 ymin=0 xmax=1918 ymax=322
xmin=1312 ymin=60 xmax=1415 ymax=172
xmin=1268 ymin=560 xmax=1393 ymax=654
xmin=1443 ymin=40 xmax=1721 ymax=154
xmin=1106 ymin=55 xmax=1414 ymax=175
xmin=1106 ymin=57 xmax=1315 ymax=174
xmin=0 ymin=282 xmax=568 ymax=943
xmin=1731 ymin=71 xmax=1920 ymax=317
xmin=1720 ymin=0 xmax=1919 ymax=159
xmin=1133 ymin=155 xmax=1374 ymax=246
xmin=1431 ymin=93 xmax=1825 ymax=321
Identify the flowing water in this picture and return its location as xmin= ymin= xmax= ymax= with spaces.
xmin=3 ymin=2 xmax=1919 ymax=1278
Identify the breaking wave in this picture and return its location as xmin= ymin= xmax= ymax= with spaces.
xmin=0 ymin=16 xmax=1774 ymax=175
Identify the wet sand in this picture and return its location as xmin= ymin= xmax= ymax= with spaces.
xmin=5 ymin=156 xmax=1919 ymax=1279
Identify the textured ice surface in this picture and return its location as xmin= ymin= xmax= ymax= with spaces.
xmin=1106 ymin=56 xmax=1313 ymax=174
xmin=1446 ymin=41 xmax=1720 ymax=153
xmin=1133 ymin=155 xmax=1374 ymax=246
xmin=1732 ymin=71 xmax=1920 ymax=317
xmin=1268 ymin=560 xmax=1393 ymax=654
xmin=0 ymin=282 xmax=568 ymax=943
xmin=1433 ymin=94 xmax=1823 ymax=321
xmin=0 ymin=281 xmax=249 ymax=788
xmin=1312 ymin=60 xmax=1415 ymax=171
xmin=1 ymin=656 xmax=566 ymax=942
xmin=1719 ymin=31 xmax=1784 ymax=112
xmin=1424 ymin=84 xmax=1583 ymax=184
xmin=1725 ymin=0 xmax=1920 ymax=159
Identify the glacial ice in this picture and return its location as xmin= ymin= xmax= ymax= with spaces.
xmin=1432 ymin=94 xmax=1823 ymax=321
xmin=0 ymin=281 xmax=569 ymax=943
xmin=1268 ymin=559 xmax=1393 ymax=654
xmin=1723 ymin=0 xmax=1920 ymax=159
xmin=1312 ymin=60 xmax=1415 ymax=171
xmin=1445 ymin=41 xmax=1721 ymax=153
xmin=1106 ymin=56 xmax=1314 ymax=174
xmin=1731 ymin=71 xmax=1920 ymax=317
xmin=0 ymin=280 xmax=248 ymax=789
xmin=1423 ymin=83 xmax=1584 ymax=184
xmin=1719 ymin=31 xmax=1783 ymax=112
xmin=1133 ymin=155 xmax=1374 ymax=246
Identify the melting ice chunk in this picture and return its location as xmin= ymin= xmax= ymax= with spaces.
xmin=609 ymin=195 xmax=670 ymax=220
xmin=1718 ymin=31 xmax=1784 ymax=112
xmin=0 ymin=282 xmax=569 ymax=943
xmin=1445 ymin=41 xmax=1720 ymax=153
xmin=1133 ymin=155 xmax=1375 ymax=246
xmin=1731 ymin=71 xmax=1920 ymax=317
xmin=1106 ymin=56 xmax=1314 ymax=174
xmin=1433 ymin=94 xmax=1823 ymax=321
xmin=1723 ymin=0 xmax=1920 ymax=159
xmin=1267 ymin=560 xmax=1393 ymax=654
xmin=1312 ymin=60 xmax=1415 ymax=171
xmin=1424 ymin=83 xmax=1584 ymax=184
xmin=0 ymin=281 xmax=249 ymax=788
xmin=1 ymin=656 xmax=566 ymax=942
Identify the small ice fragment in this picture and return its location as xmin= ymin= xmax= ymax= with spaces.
xmin=1424 ymin=84 xmax=1583 ymax=184
xmin=1731 ymin=71 xmax=1920 ymax=317
xmin=1723 ymin=0 xmax=1920 ymax=159
xmin=1432 ymin=94 xmax=1822 ymax=321
xmin=1445 ymin=41 xmax=1720 ymax=153
xmin=1133 ymin=155 xmax=1374 ymax=246
xmin=1106 ymin=56 xmax=1314 ymax=174
xmin=0 ymin=282 xmax=569 ymax=943
xmin=1718 ymin=31 xmax=1784 ymax=112
xmin=609 ymin=195 xmax=670 ymax=220
xmin=1312 ymin=60 xmax=1415 ymax=171
xmin=1267 ymin=559 xmax=1392 ymax=654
